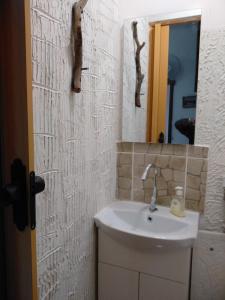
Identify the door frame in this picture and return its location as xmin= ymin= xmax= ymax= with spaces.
xmin=148 ymin=23 xmax=170 ymax=143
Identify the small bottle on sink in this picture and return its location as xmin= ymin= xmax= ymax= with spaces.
xmin=170 ymin=186 xmax=186 ymax=217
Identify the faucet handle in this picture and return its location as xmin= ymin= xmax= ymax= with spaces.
xmin=141 ymin=163 xmax=152 ymax=181
xmin=141 ymin=163 xmax=159 ymax=181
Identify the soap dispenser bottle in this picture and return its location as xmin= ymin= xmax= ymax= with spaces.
xmin=170 ymin=186 xmax=185 ymax=217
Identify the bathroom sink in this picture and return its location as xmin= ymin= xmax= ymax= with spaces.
xmin=94 ymin=201 xmax=199 ymax=249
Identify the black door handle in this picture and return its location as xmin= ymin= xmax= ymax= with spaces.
xmin=1 ymin=160 xmax=46 ymax=231
xmin=30 ymin=172 xmax=45 ymax=230
xmin=0 ymin=159 xmax=28 ymax=231
xmin=1 ymin=184 xmax=19 ymax=207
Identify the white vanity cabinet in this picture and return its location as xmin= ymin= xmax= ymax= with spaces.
xmin=98 ymin=230 xmax=191 ymax=300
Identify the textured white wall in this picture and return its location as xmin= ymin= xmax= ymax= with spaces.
xmin=191 ymin=230 xmax=225 ymax=300
xmin=31 ymin=0 xmax=120 ymax=298
xmin=120 ymin=0 xmax=225 ymax=30
xmin=196 ymin=28 xmax=225 ymax=233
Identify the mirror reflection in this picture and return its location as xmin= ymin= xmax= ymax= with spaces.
xmin=122 ymin=12 xmax=201 ymax=145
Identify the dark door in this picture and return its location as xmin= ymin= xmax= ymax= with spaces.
xmin=0 ymin=133 xmax=6 ymax=300
xmin=0 ymin=1 xmax=39 ymax=299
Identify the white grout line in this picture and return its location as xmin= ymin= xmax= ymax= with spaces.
xmin=184 ymin=145 xmax=189 ymax=206
xmin=117 ymin=151 xmax=187 ymax=158
xmin=131 ymin=143 xmax=134 ymax=201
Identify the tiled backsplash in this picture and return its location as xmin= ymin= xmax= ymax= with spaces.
xmin=117 ymin=143 xmax=209 ymax=212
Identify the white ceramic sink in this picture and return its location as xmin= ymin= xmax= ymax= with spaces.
xmin=94 ymin=201 xmax=199 ymax=249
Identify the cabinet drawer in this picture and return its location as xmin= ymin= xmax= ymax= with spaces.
xmin=98 ymin=263 xmax=139 ymax=300
xmin=139 ymin=273 xmax=188 ymax=300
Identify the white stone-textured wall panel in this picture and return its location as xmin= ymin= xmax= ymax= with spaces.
xmin=191 ymin=230 xmax=225 ymax=300
xmin=31 ymin=0 xmax=120 ymax=299
xmin=196 ymin=29 xmax=225 ymax=232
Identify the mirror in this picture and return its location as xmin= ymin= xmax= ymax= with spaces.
xmin=122 ymin=10 xmax=201 ymax=145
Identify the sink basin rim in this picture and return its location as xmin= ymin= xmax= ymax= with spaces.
xmin=94 ymin=201 xmax=199 ymax=249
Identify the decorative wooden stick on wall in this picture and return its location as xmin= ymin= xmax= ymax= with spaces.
xmin=132 ymin=21 xmax=145 ymax=107
xmin=72 ymin=0 xmax=88 ymax=93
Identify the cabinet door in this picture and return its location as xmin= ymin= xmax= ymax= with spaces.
xmin=99 ymin=263 xmax=139 ymax=300
xmin=139 ymin=273 xmax=188 ymax=300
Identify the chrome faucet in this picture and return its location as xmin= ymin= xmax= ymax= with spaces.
xmin=141 ymin=164 xmax=158 ymax=212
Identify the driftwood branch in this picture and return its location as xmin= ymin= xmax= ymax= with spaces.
xmin=132 ymin=21 xmax=145 ymax=107
xmin=71 ymin=0 xmax=88 ymax=93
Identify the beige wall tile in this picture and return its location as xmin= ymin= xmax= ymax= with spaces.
xmin=144 ymin=189 xmax=154 ymax=203
xmin=202 ymin=159 xmax=208 ymax=172
xmin=155 ymin=155 xmax=170 ymax=168
xmin=169 ymin=157 xmax=186 ymax=171
xmin=143 ymin=178 xmax=154 ymax=189
xmin=133 ymin=143 xmax=149 ymax=153
xmin=173 ymin=145 xmax=187 ymax=156
xmin=187 ymin=175 xmax=201 ymax=190
xmin=133 ymin=159 xmax=145 ymax=178
xmin=156 ymin=176 xmax=168 ymax=190
xmin=161 ymin=169 xmax=173 ymax=182
xmin=133 ymin=177 xmax=144 ymax=190
xmin=200 ymin=184 xmax=206 ymax=196
xmin=117 ymin=142 xmax=133 ymax=153
xmin=134 ymin=166 xmax=147 ymax=178
xmin=188 ymin=145 xmax=209 ymax=158
xmin=134 ymin=153 xmax=145 ymax=166
xmin=144 ymin=154 xmax=156 ymax=165
xmin=173 ymin=170 xmax=185 ymax=183
xmin=118 ymin=189 xmax=131 ymax=200
xmin=117 ymin=152 xmax=133 ymax=200
xmin=199 ymin=197 xmax=205 ymax=212
xmin=201 ymin=172 xmax=208 ymax=184
xmin=118 ymin=177 xmax=132 ymax=189
xmin=186 ymin=200 xmax=199 ymax=211
xmin=157 ymin=189 xmax=168 ymax=197
xmin=161 ymin=144 xmax=174 ymax=155
xmin=133 ymin=190 xmax=145 ymax=202
xmin=147 ymin=144 xmax=162 ymax=154
xmin=118 ymin=153 xmax=132 ymax=165
xmin=157 ymin=196 xmax=171 ymax=207
xmin=187 ymin=158 xmax=203 ymax=176
xmin=161 ymin=144 xmax=187 ymax=156
xmin=118 ymin=165 xmax=132 ymax=178
xmin=186 ymin=188 xmax=201 ymax=201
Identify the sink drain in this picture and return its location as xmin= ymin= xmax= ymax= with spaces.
xmin=148 ymin=216 xmax=153 ymax=222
